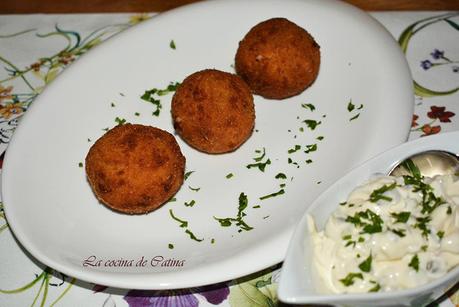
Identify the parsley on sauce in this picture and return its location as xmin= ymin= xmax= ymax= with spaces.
xmin=409 ymin=254 xmax=420 ymax=272
xmin=369 ymin=182 xmax=397 ymax=202
xmin=358 ymin=253 xmax=372 ymax=272
xmin=339 ymin=272 xmax=363 ymax=286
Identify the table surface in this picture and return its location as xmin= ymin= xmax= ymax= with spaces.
xmin=0 ymin=4 xmax=459 ymax=307
xmin=1 ymin=0 xmax=459 ymax=13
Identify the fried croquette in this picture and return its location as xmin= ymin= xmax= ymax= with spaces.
xmin=171 ymin=69 xmax=255 ymax=154
xmin=85 ymin=124 xmax=185 ymax=214
xmin=235 ymin=18 xmax=321 ymax=99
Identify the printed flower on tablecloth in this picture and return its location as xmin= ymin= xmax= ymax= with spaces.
xmin=124 ymin=282 xmax=230 ymax=307
xmin=0 ymin=85 xmax=13 ymax=103
xmin=411 ymin=105 xmax=455 ymax=137
xmin=129 ymin=14 xmax=152 ymax=25
xmin=421 ymin=124 xmax=441 ymax=136
xmin=427 ymin=106 xmax=455 ymax=122
xmin=399 ymin=13 xmax=459 ymax=97
xmin=420 ymin=49 xmax=459 ymax=73
xmin=411 ymin=114 xmax=419 ymax=128
xmin=0 ymin=103 xmax=23 ymax=119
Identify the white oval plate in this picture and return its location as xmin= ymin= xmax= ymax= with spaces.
xmin=2 ymin=0 xmax=413 ymax=289
xmin=279 ymin=131 xmax=459 ymax=306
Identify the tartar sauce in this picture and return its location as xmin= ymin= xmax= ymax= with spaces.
xmin=308 ymin=173 xmax=459 ymax=293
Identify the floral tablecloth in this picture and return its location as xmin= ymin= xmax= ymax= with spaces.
xmin=0 ymin=10 xmax=458 ymax=307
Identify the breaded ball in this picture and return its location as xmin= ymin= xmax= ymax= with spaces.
xmin=85 ymin=124 xmax=185 ymax=214
xmin=171 ymin=69 xmax=255 ymax=154
xmin=235 ymin=18 xmax=321 ymax=99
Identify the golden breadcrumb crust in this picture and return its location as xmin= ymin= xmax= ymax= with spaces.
xmin=235 ymin=18 xmax=321 ymax=99
xmin=85 ymin=124 xmax=185 ymax=214
xmin=171 ymin=69 xmax=255 ymax=154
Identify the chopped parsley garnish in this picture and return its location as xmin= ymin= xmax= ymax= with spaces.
xmin=169 ymin=209 xmax=188 ymax=228
xmin=303 ymin=119 xmax=321 ymax=130
xmin=275 ymin=173 xmax=287 ymax=179
xmin=213 ymin=193 xmax=253 ymax=232
xmin=345 ymin=240 xmax=356 ymax=248
xmin=111 ymin=102 xmax=115 ymax=107
xmin=302 ymin=103 xmax=315 ymax=111
xmin=447 ymin=206 xmax=452 ymax=215
xmin=305 ymin=159 xmax=313 ymax=164
xmin=409 ymin=254 xmax=419 ymax=272
xmin=400 ymin=158 xmax=421 ymax=178
xmin=304 ymin=144 xmax=318 ymax=154
xmin=78 ymin=162 xmax=83 ymax=168
xmin=115 ymin=117 xmax=127 ymax=125
xmin=421 ymin=245 xmax=428 ymax=252
xmin=141 ymin=82 xmax=180 ymax=116
xmin=391 ymin=211 xmax=411 ymax=223
xmin=414 ymin=216 xmax=431 ymax=238
xmin=184 ymin=200 xmax=196 ymax=207
xmin=288 ymin=145 xmax=301 ymax=154
xmin=169 ymin=40 xmax=176 ymax=49
xmin=185 ymin=229 xmax=203 ymax=242
xmin=347 ymin=100 xmax=356 ymax=112
xmin=349 ymin=113 xmax=360 ymax=121
xmin=184 ymin=171 xmax=194 ymax=180
xmin=259 ymin=189 xmax=285 ymax=200
xmin=316 ymin=136 xmax=324 ymax=141
xmin=347 ymin=99 xmax=363 ymax=112
xmin=188 ymin=186 xmax=200 ymax=192
xmin=287 ymin=158 xmax=299 ymax=168
xmin=169 ymin=209 xmax=203 ymax=242
xmin=390 ymin=228 xmax=406 ymax=237
xmin=437 ymin=230 xmax=445 ymax=240
xmin=134 ymin=112 xmax=140 ymax=116
xmin=358 ymin=253 xmax=372 ymax=272
xmin=226 ymin=173 xmax=234 ymax=179
xmin=347 ymin=99 xmax=363 ymax=121
xmin=253 ymin=148 xmax=266 ymax=161
xmin=247 ymin=148 xmax=271 ymax=172
xmin=369 ymin=182 xmax=396 ymax=202
xmin=369 ymin=281 xmax=381 ymax=292
xmin=345 ymin=209 xmax=384 ymax=234
xmin=339 ymin=272 xmax=363 ymax=287
xmin=342 ymin=234 xmax=352 ymax=240
xmin=168 ymin=244 xmax=174 ymax=249
xmin=403 ymin=175 xmax=445 ymax=214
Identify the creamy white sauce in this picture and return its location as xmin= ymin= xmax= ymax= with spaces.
xmin=309 ymin=174 xmax=459 ymax=293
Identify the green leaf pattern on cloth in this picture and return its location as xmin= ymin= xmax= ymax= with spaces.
xmin=229 ymin=268 xmax=279 ymax=307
